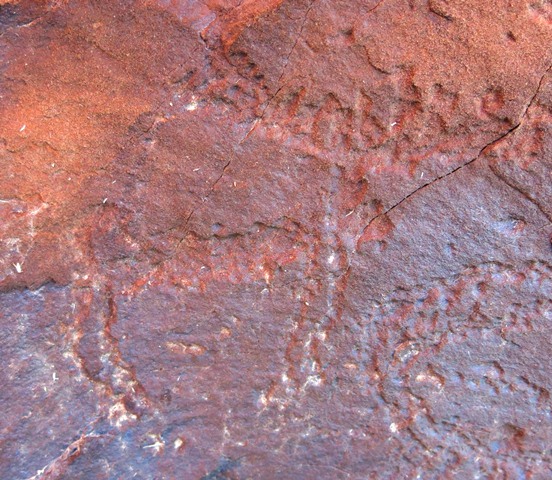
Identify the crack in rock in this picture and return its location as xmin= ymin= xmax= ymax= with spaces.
xmin=240 ymin=0 xmax=318 ymax=143
xmin=357 ymin=62 xmax=552 ymax=247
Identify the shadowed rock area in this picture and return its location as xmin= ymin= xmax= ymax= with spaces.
xmin=1 ymin=0 xmax=551 ymax=478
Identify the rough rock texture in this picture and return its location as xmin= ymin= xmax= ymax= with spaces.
xmin=1 ymin=0 xmax=552 ymax=478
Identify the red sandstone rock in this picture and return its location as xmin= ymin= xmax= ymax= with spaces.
xmin=1 ymin=0 xmax=551 ymax=478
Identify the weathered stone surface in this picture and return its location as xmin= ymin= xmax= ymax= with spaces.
xmin=1 ymin=0 xmax=551 ymax=478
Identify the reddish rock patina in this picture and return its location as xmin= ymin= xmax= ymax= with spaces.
xmin=1 ymin=0 xmax=551 ymax=478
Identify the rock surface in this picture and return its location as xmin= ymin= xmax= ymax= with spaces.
xmin=1 ymin=0 xmax=552 ymax=478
